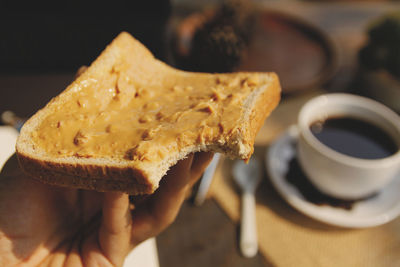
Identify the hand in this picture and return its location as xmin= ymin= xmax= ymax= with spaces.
xmin=0 ymin=152 xmax=213 ymax=267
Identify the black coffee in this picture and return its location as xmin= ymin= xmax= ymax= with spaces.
xmin=310 ymin=117 xmax=398 ymax=159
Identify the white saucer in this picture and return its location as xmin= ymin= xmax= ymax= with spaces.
xmin=266 ymin=126 xmax=400 ymax=228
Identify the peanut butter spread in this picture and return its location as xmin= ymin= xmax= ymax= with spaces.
xmin=31 ymin=63 xmax=261 ymax=162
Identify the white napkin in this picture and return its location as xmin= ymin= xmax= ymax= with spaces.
xmin=0 ymin=126 xmax=159 ymax=267
xmin=124 ymin=238 xmax=160 ymax=267
xmin=0 ymin=126 xmax=18 ymax=170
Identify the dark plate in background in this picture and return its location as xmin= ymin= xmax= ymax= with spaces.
xmin=237 ymin=10 xmax=338 ymax=94
xmin=171 ymin=9 xmax=338 ymax=94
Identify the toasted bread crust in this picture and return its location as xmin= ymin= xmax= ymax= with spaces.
xmin=246 ymin=72 xmax=281 ymax=157
xmin=17 ymin=153 xmax=154 ymax=194
xmin=16 ymin=32 xmax=280 ymax=195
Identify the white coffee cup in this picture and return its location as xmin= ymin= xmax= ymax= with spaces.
xmin=297 ymin=93 xmax=400 ymax=199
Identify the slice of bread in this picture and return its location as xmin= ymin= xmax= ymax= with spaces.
xmin=16 ymin=32 xmax=280 ymax=195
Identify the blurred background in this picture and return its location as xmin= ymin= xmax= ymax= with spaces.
xmin=0 ymin=1 xmax=171 ymax=72
xmin=1 ymin=0 xmax=399 ymax=115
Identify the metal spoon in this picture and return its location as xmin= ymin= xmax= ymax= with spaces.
xmin=233 ymin=156 xmax=261 ymax=258
xmin=194 ymin=153 xmax=221 ymax=206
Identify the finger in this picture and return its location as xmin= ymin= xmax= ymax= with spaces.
xmin=130 ymin=155 xmax=193 ymax=246
xmin=162 ymin=154 xmax=194 ymax=189
xmin=98 ymin=192 xmax=132 ymax=266
xmin=0 ymin=154 xmax=22 ymax=177
xmin=190 ymin=152 xmax=214 ymax=185
xmin=80 ymin=190 xmax=104 ymax=224
xmin=150 ymin=154 xmax=194 ymax=213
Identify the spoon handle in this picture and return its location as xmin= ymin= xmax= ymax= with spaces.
xmin=240 ymin=191 xmax=258 ymax=258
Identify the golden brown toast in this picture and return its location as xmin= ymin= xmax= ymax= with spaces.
xmin=16 ymin=32 xmax=280 ymax=195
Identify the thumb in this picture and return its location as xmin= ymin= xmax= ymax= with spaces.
xmin=98 ymin=192 xmax=132 ymax=266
